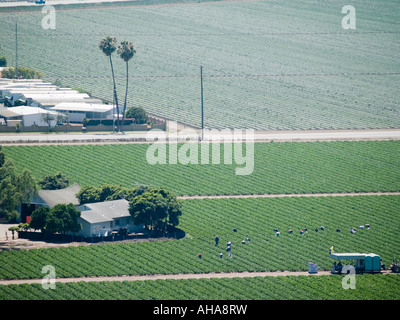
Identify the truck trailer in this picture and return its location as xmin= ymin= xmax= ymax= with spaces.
xmin=329 ymin=252 xmax=383 ymax=274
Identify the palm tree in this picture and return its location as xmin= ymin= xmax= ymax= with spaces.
xmin=117 ymin=41 xmax=136 ymax=132
xmin=99 ymin=36 xmax=120 ymax=131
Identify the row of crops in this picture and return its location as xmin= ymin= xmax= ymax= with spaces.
xmin=3 ymin=140 xmax=400 ymax=196
xmin=0 ymin=0 xmax=398 ymax=129
xmin=1 ymin=274 xmax=399 ymax=300
xmin=0 ymin=195 xmax=398 ymax=280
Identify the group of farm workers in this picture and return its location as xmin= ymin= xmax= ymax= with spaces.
xmin=274 ymin=223 xmax=370 ymax=237
xmin=197 ymin=223 xmax=371 ymax=259
xmin=198 ymin=232 xmax=251 ymax=259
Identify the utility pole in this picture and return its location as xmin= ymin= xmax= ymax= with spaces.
xmin=200 ymin=65 xmax=204 ymax=141
xmin=15 ymin=22 xmax=18 ymax=79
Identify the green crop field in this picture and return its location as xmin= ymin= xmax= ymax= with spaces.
xmin=1 ymin=274 xmax=399 ymax=300
xmin=0 ymin=195 xmax=398 ymax=280
xmin=0 ymin=0 xmax=399 ymax=302
xmin=3 ymin=140 xmax=400 ymax=195
xmin=0 ymin=0 xmax=399 ymax=129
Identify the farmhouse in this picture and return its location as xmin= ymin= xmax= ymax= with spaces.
xmin=76 ymin=199 xmax=142 ymax=237
xmin=21 ymin=184 xmax=141 ymax=237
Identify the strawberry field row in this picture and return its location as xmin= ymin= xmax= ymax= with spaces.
xmin=1 ymin=274 xmax=399 ymax=300
xmin=3 ymin=140 xmax=400 ymax=196
xmin=0 ymin=195 xmax=398 ymax=280
xmin=0 ymin=1 xmax=398 ymax=130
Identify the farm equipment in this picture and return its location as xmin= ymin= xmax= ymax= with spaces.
xmin=389 ymin=257 xmax=400 ymax=273
xmin=35 ymin=0 xmax=46 ymax=4
xmin=329 ymin=253 xmax=383 ymax=274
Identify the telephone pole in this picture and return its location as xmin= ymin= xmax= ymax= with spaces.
xmin=15 ymin=22 xmax=18 ymax=79
xmin=200 ymin=65 xmax=204 ymax=141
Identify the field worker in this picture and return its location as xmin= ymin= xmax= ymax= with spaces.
xmin=227 ymin=241 xmax=231 ymax=247
xmin=242 ymin=240 xmax=245 ymax=244
xmin=359 ymin=225 xmax=364 ymax=230
xmin=336 ymin=228 xmax=341 ymax=233
xmin=288 ymin=229 xmax=293 ymax=234
xmin=329 ymin=245 xmax=334 ymax=254
xmin=273 ymin=228 xmax=278 ymax=232
xmin=219 ymin=253 xmax=223 ymax=258
xmin=365 ymin=224 xmax=370 ymax=229
xmin=350 ymin=228 xmax=356 ymax=234
xmin=229 ymin=252 xmax=233 ymax=258
xmin=275 ymin=231 xmax=280 ymax=237
xmin=315 ymin=228 xmax=318 ymax=232
xmin=300 ymin=229 xmax=304 ymax=235
xmin=304 ymin=228 xmax=308 ymax=233
xmin=246 ymin=237 xmax=250 ymax=242
xmin=215 ymin=235 xmax=219 ymax=246
xmin=198 ymin=253 xmax=202 ymax=259
xmin=227 ymin=245 xmax=231 ymax=252
xmin=321 ymin=226 xmax=325 ymax=231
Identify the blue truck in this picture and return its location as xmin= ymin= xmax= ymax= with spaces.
xmin=35 ymin=0 xmax=46 ymax=4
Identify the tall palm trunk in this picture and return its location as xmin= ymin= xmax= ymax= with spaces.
xmin=121 ymin=61 xmax=129 ymax=132
xmin=109 ymin=55 xmax=120 ymax=131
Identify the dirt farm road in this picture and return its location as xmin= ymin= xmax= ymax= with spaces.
xmin=1 ymin=269 xmax=397 ymax=286
xmin=0 ymin=270 xmax=338 ymax=286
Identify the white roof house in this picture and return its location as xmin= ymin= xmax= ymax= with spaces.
xmin=0 ymin=106 xmax=62 ymax=127
xmin=76 ymin=199 xmax=143 ymax=237
xmin=50 ymin=102 xmax=114 ymax=123
xmin=22 ymin=93 xmax=97 ymax=108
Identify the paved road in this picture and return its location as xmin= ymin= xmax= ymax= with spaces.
xmin=1 ymin=129 xmax=399 ymax=145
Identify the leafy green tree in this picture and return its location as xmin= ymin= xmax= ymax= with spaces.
xmin=39 ymin=172 xmax=69 ymax=190
xmin=45 ymin=203 xmax=81 ymax=234
xmin=126 ymin=106 xmax=148 ymax=124
xmin=0 ymin=157 xmax=37 ymax=222
xmin=117 ymin=40 xmax=136 ymax=132
xmin=98 ymin=184 xmax=126 ymax=201
xmin=29 ymin=206 xmax=50 ymax=232
xmin=129 ymin=187 xmax=182 ymax=232
xmin=99 ymin=36 xmax=120 ymax=131
xmin=76 ymin=185 xmax=101 ymax=205
xmin=76 ymin=184 xmax=148 ymax=205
